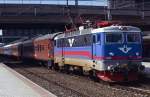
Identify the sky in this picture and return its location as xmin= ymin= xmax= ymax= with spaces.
xmin=0 ymin=0 xmax=107 ymax=6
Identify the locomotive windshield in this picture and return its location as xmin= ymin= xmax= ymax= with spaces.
xmin=127 ymin=33 xmax=141 ymax=43
xmin=105 ymin=33 xmax=122 ymax=43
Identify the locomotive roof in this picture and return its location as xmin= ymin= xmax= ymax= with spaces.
xmin=54 ymin=26 xmax=141 ymax=39
xmin=35 ymin=32 xmax=63 ymax=41
xmin=92 ymin=26 xmax=141 ymax=33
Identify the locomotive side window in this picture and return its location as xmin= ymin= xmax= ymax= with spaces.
xmin=93 ymin=35 xmax=96 ymax=43
xmin=105 ymin=33 xmax=122 ymax=43
xmin=87 ymin=34 xmax=92 ymax=45
xmin=78 ymin=34 xmax=92 ymax=46
xmin=127 ymin=33 xmax=141 ymax=43
xmin=93 ymin=34 xmax=100 ymax=44
xmin=65 ymin=34 xmax=92 ymax=47
xmin=65 ymin=38 xmax=70 ymax=47
xmin=57 ymin=39 xmax=64 ymax=47
xmin=57 ymin=39 xmax=60 ymax=47
xmin=58 ymin=39 xmax=61 ymax=47
xmin=56 ymin=34 xmax=92 ymax=47
xmin=56 ymin=39 xmax=58 ymax=47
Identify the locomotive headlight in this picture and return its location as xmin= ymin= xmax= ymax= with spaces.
xmin=108 ymin=65 xmax=113 ymax=70
xmin=136 ymin=52 xmax=139 ymax=56
xmin=109 ymin=52 xmax=114 ymax=56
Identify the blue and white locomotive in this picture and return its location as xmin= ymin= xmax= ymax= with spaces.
xmin=54 ymin=22 xmax=145 ymax=82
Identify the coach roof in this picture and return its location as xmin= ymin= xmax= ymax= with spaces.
xmin=35 ymin=32 xmax=63 ymax=41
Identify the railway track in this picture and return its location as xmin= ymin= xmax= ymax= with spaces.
xmin=109 ymin=84 xmax=150 ymax=97
xmin=20 ymin=68 xmax=92 ymax=97
xmin=5 ymin=62 xmax=150 ymax=97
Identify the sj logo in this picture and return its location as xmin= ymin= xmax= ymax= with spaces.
xmin=118 ymin=45 xmax=132 ymax=53
xmin=68 ymin=38 xmax=74 ymax=47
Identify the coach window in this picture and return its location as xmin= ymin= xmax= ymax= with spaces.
xmin=37 ymin=45 xmax=40 ymax=51
xmin=35 ymin=45 xmax=38 ymax=51
xmin=39 ymin=45 xmax=42 ymax=52
xmin=42 ymin=45 xmax=44 ymax=51
xmin=40 ymin=45 xmax=43 ymax=52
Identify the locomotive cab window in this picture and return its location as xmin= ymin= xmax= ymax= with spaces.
xmin=127 ymin=33 xmax=141 ymax=43
xmin=105 ymin=33 xmax=123 ymax=43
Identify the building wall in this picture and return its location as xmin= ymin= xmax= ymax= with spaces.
xmin=109 ymin=0 xmax=136 ymax=9
xmin=109 ymin=0 xmax=150 ymax=10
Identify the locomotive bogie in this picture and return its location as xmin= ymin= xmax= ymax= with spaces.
xmin=64 ymin=58 xmax=93 ymax=71
xmin=54 ymin=56 xmax=94 ymax=71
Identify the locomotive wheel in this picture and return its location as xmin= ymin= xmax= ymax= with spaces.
xmin=78 ymin=67 xmax=84 ymax=75
xmin=39 ymin=61 xmax=45 ymax=66
xmin=73 ymin=66 xmax=83 ymax=75
xmin=53 ymin=63 xmax=60 ymax=71
xmin=64 ymin=64 xmax=70 ymax=74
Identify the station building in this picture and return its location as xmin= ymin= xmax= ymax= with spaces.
xmin=109 ymin=0 xmax=150 ymax=9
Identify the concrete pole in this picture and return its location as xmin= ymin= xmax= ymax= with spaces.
xmin=142 ymin=0 xmax=145 ymax=20
xmin=66 ymin=0 xmax=68 ymax=6
xmin=75 ymin=0 xmax=78 ymax=6
xmin=40 ymin=0 xmax=42 ymax=4
xmin=107 ymin=0 xmax=112 ymax=21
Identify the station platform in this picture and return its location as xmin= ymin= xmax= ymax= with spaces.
xmin=0 ymin=63 xmax=56 ymax=97
xmin=142 ymin=62 xmax=150 ymax=77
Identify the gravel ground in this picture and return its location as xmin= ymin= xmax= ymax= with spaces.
xmin=5 ymin=62 xmax=150 ymax=97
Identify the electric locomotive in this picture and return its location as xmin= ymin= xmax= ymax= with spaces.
xmin=54 ymin=22 xmax=145 ymax=82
